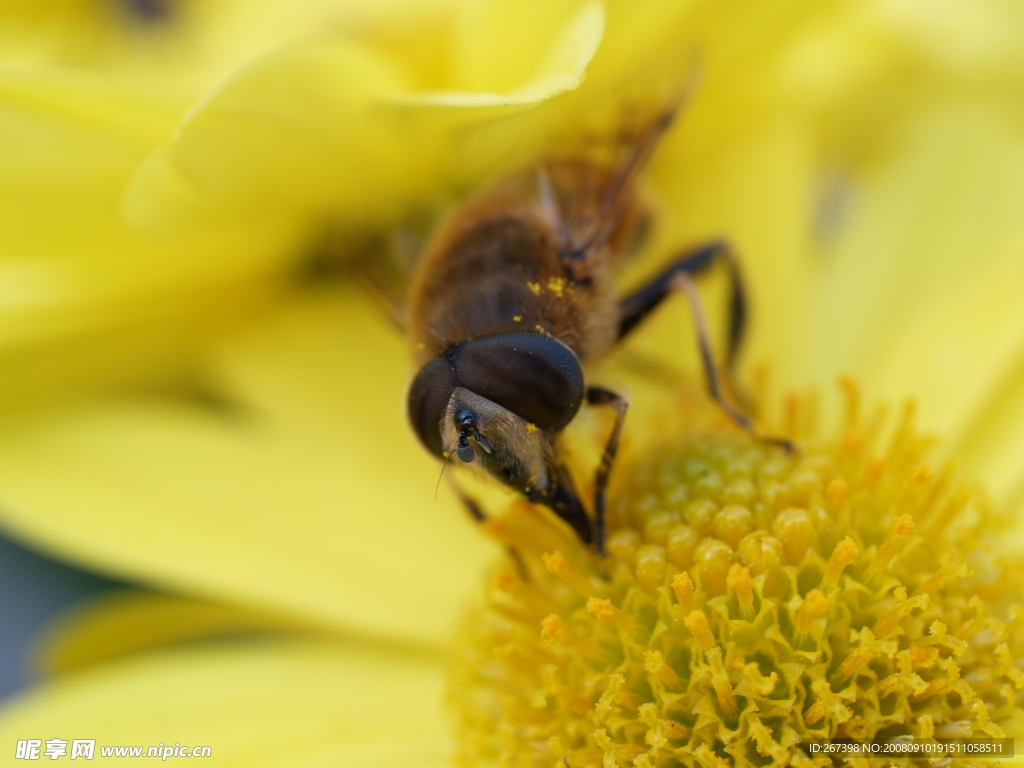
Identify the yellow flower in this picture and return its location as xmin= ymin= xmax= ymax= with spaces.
xmin=1 ymin=0 xmax=1024 ymax=765
xmin=451 ymin=397 xmax=1024 ymax=765
xmin=0 ymin=0 xmax=450 ymax=101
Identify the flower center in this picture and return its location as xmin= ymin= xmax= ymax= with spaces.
xmin=449 ymin=385 xmax=1024 ymax=767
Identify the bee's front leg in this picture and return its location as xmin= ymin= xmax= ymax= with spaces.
xmin=451 ymin=484 xmax=531 ymax=581
xmin=451 ymin=484 xmax=487 ymax=523
xmin=586 ymin=386 xmax=629 ymax=557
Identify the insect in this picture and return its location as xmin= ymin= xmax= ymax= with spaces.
xmin=404 ymin=90 xmax=790 ymax=555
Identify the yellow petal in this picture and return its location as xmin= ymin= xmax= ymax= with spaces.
xmin=958 ymin=357 xmax=1024 ymax=513
xmin=0 ymin=0 xmax=462 ymax=101
xmin=446 ymin=0 xmax=600 ymax=97
xmin=805 ymin=105 xmax=1024 ymax=475
xmin=0 ymin=638 xmax=450 ymax=767
xmin=125 ymin=4 xmax=603 ymax=230
xmin=0 ymin=72 xmax=302 ymax=400
xmin=35 ymin=591 xmax=316 ymax=677
xmin=0 ymin=288 xmax=496 ymax=648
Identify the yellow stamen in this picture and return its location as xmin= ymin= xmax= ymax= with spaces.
xmin=871 ymin=514 xmax=916 ymax=574
xmin=586 ymin=597 xmax=634 ymax=632
xmin=592 ymin=729 xmax=644 ymax=764
xmin=492 ymin=571 xmax=517 ymax=594
xmin=643 ymin=649 xmax=679 ymax=686
xmin=865 ymin=457 xmax=886 ymax=493
xmin=823 ymin=536 xmax=859 ymax=587
xmin=542 ymin=551 xmax=593 ymax=597
xmin=873 ymin=586 xmax=929 ymax=638
xmin=726 ymin=563 xmax=754 ymax=612
xmin=825 ymin=477 xmax=848 ymax=512
xmin=897 ymin=464 xmax=934 ymax=516
xmin=796 ymin=589 xmax=827 ymax=635
xmin=706 ymin=647 xmax=738 ymax=718
xmin=671 ymin=571 xmax=694 ymax=614
xmin=684 ymin=609 xmax=716 ymax=651
xmin=839 ymin=376 xmax=860 ymax=426
xmin=805 ymin=678 xmax=852 ymax=726
xmin=540 ymin=614 xmax=601 ymax=660
xmin=913 ymin=554 xmax=971 ymax=597
xmin=593 ymin=673 xmax=624 ymax=723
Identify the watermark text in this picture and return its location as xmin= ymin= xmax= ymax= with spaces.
xmin=15 ymin=740 xmax=211 ymax=760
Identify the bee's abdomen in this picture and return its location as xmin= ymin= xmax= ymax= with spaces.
xmin=412 ymin=216 xmax=584 ymax=352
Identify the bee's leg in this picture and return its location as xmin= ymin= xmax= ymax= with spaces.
xmin=452 ymin=486 xmax=487 ymax=523
xmin=618 ymin=240 xmax=745 ymax=372
xmin=586 ymin=386 xmax=629 ymax=556
xmin=618 ymin=241 xmax=794 ymax=452
xmin=452 ymin=484 xmax=530 ymax=581
xmin=681 ymin=274 xmax=794 ymax=451
xmin=537 ymin=464 xmax=594 ymax=546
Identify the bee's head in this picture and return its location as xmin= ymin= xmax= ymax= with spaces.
xmin=407 ymin=331 xmax=585 ymax=495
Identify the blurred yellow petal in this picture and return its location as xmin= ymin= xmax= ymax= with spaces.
xmin=633 ymin=110 xmax=817 ymax=388
xmin=0 ymin=289 xmax=494 ymax=647
xmin=446 ymin=0 xmax=595 ymax=96
xmin=35 ymin=591 xmax=315 ymax=677
xmin=126 ymin=3 xmax=603 ymax=231
xmin=0 ymin=72 xmax=302 ymax=403
xmin=0 ymin=638 xmax=450 ymax=767
xmin=0 ymin=0 xmax=464 ymax=104
xmin=804 ymin=103 xmax=1024 ymax=502
xmin=959 ymin=358 xmax=1024 ymax=512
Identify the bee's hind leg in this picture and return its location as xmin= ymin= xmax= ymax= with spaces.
xmin=617 ymin=241 xmax=793 ymax=452
xmin=586 ymin=386 xmax=629 ymax=557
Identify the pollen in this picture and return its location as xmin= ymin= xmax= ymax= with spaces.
xmin=546 ymin=276 xmax=568 ymax=297
xmin=449 ymin=385 xmax=1024 ymax=767
xmin=527 ymin=281 xmax=542 ymax=295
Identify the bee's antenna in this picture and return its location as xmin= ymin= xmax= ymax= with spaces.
xmin=435 ymin=449 xmax=457 ymax=501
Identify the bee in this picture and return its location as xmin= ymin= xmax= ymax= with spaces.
xmin=404 ymin=91 xmax=790 ymax=555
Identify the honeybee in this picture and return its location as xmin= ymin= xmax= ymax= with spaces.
xmin=404 ymin=92 xmax=790 ymax=555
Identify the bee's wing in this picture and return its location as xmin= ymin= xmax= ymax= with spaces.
xmin=538 ymin=64 xmax=699 ymax=264
xmin=342 ymin=200 xmax=456 ymax=334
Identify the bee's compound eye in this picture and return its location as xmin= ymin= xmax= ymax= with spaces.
xmin=455 ymin=332 xmax=584 ymax=432
xmin=407 ymin=357 xmax=456 ymax=458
